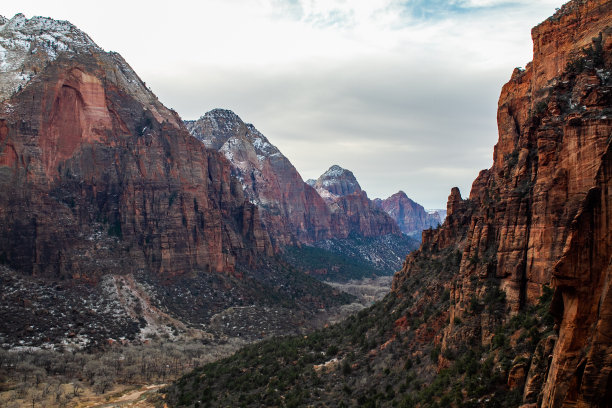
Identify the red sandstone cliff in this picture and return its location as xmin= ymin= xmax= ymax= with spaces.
xmin=0 ymin=15 xmax=272 ymax=279
xmin=393 ymin=0 xmax=612 ymax=405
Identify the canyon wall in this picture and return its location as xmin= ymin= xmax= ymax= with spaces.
xmin=393 ymin=0 xmax=612 ymax=405
xmin=0 ymin=16 xmax=272 ymax=280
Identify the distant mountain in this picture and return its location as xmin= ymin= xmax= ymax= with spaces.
xmin=185 ymin=109 xmax=332 ymax=246
xmin=311 ymin=164 xmax=401 ymax=237
xmin=373 ymin=191 xmax=441 ymax=238
xmin=186 ymin=112 xmax=400 ymax=243
xmin=313 ymin=165 xmax=362 ymax=201
xmin=427 ymin=208 xmax=447 ymax=222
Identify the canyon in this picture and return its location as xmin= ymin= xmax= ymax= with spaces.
xmin=165 ymin=0 xmax=612 ymax=406
xmin=1 ymin=0 xmax=611 ymax=406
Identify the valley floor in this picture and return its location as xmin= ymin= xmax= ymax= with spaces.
xmin=0 ymin=276 xmax=392 ymax=408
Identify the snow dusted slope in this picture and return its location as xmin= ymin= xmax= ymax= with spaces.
xmin=313 ymin=165 xmax=362 ymax=202
xmin=0 ymin=13 xmax=98 ymax=101
xmin=185 ymin=109 xmax=284 ymax=179
xmin=186 ymin=109 xmax=333 ymax=246
xmin=186 ymin=109 xmax=292 ymax=206
xmin=0 ymin=13 xmax=178 ymax=126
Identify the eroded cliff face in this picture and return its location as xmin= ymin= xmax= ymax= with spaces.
xmin=393 ymin=0 xmax=612 ymax=405
xmin=0 ymin=15 xmax=272 ymax=280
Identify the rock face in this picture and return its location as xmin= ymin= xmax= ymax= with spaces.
xmin=0 ymin=14 xmax=272 ymax=279
xmin=186 ymin=115 xmax=399 ymax=244
xmin=393 ymin=0 xmax=612 ymax=405
xmin=373 ymin=191 xmax=441 ymax=237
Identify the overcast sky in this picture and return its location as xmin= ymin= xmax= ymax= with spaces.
xmin=4 ymin=0 xmax=562 ymax=208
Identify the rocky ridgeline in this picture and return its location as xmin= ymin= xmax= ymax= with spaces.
xmin=186 ymin=112 xmax=403 ymax=247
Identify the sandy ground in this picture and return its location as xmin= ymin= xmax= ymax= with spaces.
xmin=78 ymin=384 xmax=165 ymax=408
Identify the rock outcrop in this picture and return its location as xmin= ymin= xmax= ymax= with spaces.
xmin=313 ymin=165 xmax=362 ymax=201
xmin=373 ymin=191 xmax=441 ymax=238
xmin=393 ymin=0 xmax=612 ymax=405
xmin=186 ymin=114 xmax=400 ymax=244
xmin=0 ymin=14 xmax=272 ymax=279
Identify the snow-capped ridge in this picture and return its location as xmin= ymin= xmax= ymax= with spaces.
xmin=323 ymin=164 xmax=350 ymax=178
xmin=314 ymin=165 xmax=362 ymax=199
xmin=0 ymin=13 xmax=102 ymax=102
xmin=188 ymin=109 xmax=282 ymax=160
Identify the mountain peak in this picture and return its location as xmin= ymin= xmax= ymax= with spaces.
xmin=391 ymin=190 xmax=408 ymax=200
xmin=315 ymin=165 xmax=362 ymax=198
xmin=201 ymin=108 xmax=243 ymax=122
xmin=323 ymin=164 xmax=350 ymax=177
xmin=186 ymin=109 xmax=281 ymax=159
xmin=0 ymin=13 xmax=101 ymax=102
xmin=375 ymin=190 xmax=440 ymax=237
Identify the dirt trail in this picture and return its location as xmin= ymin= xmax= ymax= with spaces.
xmin=80 ymin=384 xmax=165 ymax=408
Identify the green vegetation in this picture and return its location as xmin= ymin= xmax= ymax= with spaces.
xmin=280 ymin=245 xmax=389 ymax=282
xmin=566 ymin=35 xmax=604 ymax=75
xmin=280 ymin=233 xmax=420 ymax=282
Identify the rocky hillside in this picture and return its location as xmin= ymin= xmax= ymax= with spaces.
xmin=0 ymin=14 xmax=351 ymax=347
xmin=164 ymin=0 xmax=612 ymax=406
xmin=374 ymin=191 xmax=442 ymax=238
xmin=281 ymin=233 xmax=420 ymax=282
